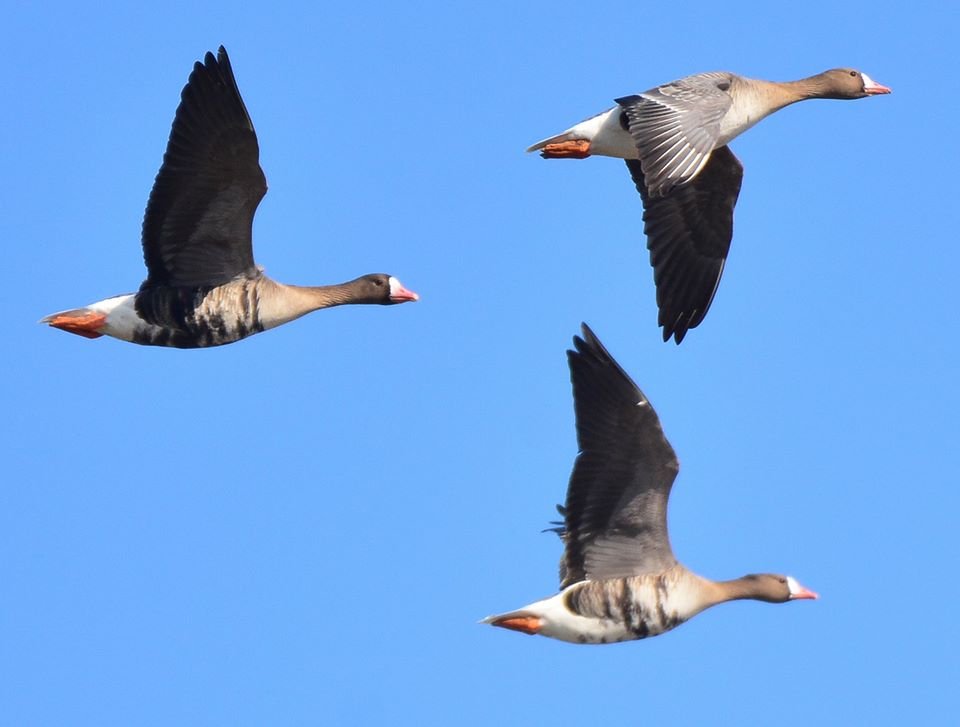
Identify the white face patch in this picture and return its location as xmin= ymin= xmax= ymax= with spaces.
xmin=859 ymin=71 xmax=876 ymax=89
xmin=388 ymin=276 xmax=402 ymax=297
xmin=786 ymin=576 xmax=802 ymax=596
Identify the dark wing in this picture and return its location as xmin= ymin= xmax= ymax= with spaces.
xmin=616 ymin=72 xmax=732 ymax=197
xmin=140 ymin=46 xmax=266 ymax=289
xmin=626 ymin=145 xmax=743 ymax=344
xmin=557 ymin=324 xmax=680 ymax=588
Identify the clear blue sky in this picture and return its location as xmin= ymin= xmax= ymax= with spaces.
xmin=3 ymin=1 xmax=957 ymax=725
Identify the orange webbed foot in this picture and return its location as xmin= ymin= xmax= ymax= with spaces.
xmin=44 ymin=311 xmax=107 ymax=339
xmin=540 ymin=139 xmax=592 ymax=159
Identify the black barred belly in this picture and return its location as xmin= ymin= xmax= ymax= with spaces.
xmin=133 ymin=282 xmax=263 ymax=349
xmin=564 ymin=576 xmax=684 ymax=640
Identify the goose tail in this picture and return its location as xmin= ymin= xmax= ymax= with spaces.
xmin=525 ymin=129 xmax=578 ymax=154
xmin=40 ymin=307 xmax=106 ymax=339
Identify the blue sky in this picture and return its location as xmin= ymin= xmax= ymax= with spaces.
xmin=3 ymin=1 xmax=958 ymax=725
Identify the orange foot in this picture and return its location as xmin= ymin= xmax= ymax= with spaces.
xmin=541 ymin=139 xmax=592 ymax=159
xmin=490 ymin=615 xmax=543 ymax=635
xmin=45 ymin=311 xmax=107 ymax=339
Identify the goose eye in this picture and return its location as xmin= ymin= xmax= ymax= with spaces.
xmin=778 ymin=577 xmax=787 ymax=584
xmin=849 ymin=70 xmax=857 ymax=77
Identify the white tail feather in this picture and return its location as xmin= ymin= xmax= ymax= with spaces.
xmin=525 ymin=130 xmax=577 ymax=153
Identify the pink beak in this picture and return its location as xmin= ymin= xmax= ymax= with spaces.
xmin=863 ymin=78 xmax=891 ymax=95
xmin=389 ymin=284 xmax=420 ymax=303
xmin=790 ymin=586 xmax=819 ymax=601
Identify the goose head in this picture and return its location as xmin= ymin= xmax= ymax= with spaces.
xmin=351 ymin=274 xmax=419 ymax=305
xmin=737 ymin=574 xmax=820 ymax=603
xmin=815 ymin=68 xmax=891 ymax=98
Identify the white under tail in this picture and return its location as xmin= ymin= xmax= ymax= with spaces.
xmin=525 ymin=129 xmax=578 ymax=153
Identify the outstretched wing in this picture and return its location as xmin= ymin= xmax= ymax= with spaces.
xmin=558 ymin=324 xmax=680 ymax=588
xmin=140 ymin=46 xmax=266 ymax=289
xmin=626 ymin=145 xmax=743 ymax=343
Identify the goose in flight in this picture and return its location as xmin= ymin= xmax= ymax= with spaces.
xmin=43 ymin=47 xmax=418 ymax=348
xmin=528 ymin=69 xmax=890 ymax=343
xmin=483 ymin=324 xmax=817 ymax=643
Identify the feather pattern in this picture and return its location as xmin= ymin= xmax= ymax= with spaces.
xmin=626 ymin=146 xmax=743 ymax=343
xmin=140 ymin=46 xmax=266 ymax=289
xmin=482 ymin=325 xmax=819 ymax=643
xmin=616 ymin=72 xmax=733 ymax=197
xmin=558 ymin=324 xmax=679 ymax=588
xmin=526 ymin=68 xmax=888 ymax=343
xmin=131 ymin=275 xmax=265 ymax=347
xmin=561 ymin=567 xmax=698 ymax=642
xmin=42 ymin=47 xmax=418 ymax=348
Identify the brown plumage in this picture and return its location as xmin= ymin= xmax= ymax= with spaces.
xmin=482 ymin=324 xmax=817 ymax=644
xmin=528 ymin=68 xmax=890 ymax=343
xmin=42 ymin=46 xmax=418 ymax=349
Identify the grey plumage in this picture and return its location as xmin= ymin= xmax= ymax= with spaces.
xmin=558 ymin=324 xmax=679 ymax=588
xmin=626 ymin=146 xmax=743 ymax=342
xmin=482 ymin=324 xmax=818 ymax=643
xmin=616 ymin=72 xmax=733 ymax=197
xmin=140 ymin=47 xmax=265 ymax=291
xmin=42 ymin=47 xmax=417 ymax=348
xmin=528 ymin=68 xmax=888 ymax=344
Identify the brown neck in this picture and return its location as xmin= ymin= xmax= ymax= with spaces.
xmin=735 ymin=74 xmax=835 ymax=119
xmin=285 ymin=282 xmax=365 ymax=309
xmin=740 ymin=77 xmax=810 ymax=114
xmin=704 ymin=576 xmax=771 ymax=605
xmin=775 ymin=72 xmax=849 ymax=102
xmin=256 ymin=278 xmax=374 ymax=330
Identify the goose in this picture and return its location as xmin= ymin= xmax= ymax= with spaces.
xmin=482 ymin=324 xmax=817 ymax=644
xmin=42 ymin=47 xmax=418 ymax=349
xmin=528 ymin=69 xmax=890 ymax=343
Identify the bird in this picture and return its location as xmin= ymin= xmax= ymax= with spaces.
xmin=42 ymin=46 xmax=418 ymax=349
xmin=482 ymin=324 xmax=817 ymax=644
xmin=527 ymin=69 xmax=890 ymax=344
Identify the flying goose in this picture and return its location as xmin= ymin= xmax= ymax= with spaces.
xmin=528 ymin=69 xmax=890 ymax=343
xmin=42 ymin=47 xmax=418 ymax=349
xmin=482 ymin=324 xmax=817 ymax=644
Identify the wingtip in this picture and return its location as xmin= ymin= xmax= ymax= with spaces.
xmin=660 ymin=309 xmax=694 ymax=345
xmin=662 ymin=326 xmax=683 ymax=344
xmin=570 ymin=322 xmax=593 ymax=349
xmin=571 ymin=322 xmax=605 ymax=358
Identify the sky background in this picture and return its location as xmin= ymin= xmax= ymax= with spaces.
xmin=3 ymin=1 xmax=958 ymax=725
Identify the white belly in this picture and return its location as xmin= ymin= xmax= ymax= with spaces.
xmin=527 ymin=591 xmax=639 ymax=644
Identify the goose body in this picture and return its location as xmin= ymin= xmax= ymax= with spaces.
xmin=482 ymin=325 xmax=817 ymax=645
xmin=528 ymin=69 xmax=890 ymax=343
xmin=494 ymin=566 xmax=711 ymax=644
xmin=42 ymin=47 xmax=418 ymax=349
